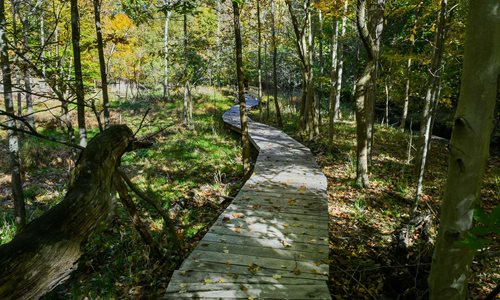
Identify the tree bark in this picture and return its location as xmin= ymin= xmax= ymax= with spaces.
xmin=182 ymin=12 xmax=193 ymax=129
xmin=428 ymin=1 xmax=499 ymax=298
xmin=70 ymin=0 xmax=87 ymax=147
xmin=271 ymin=0 xmax=282 ymax=127
xmin=354 ymin=0 xmax=384 ymax=188
xmin=232 ymin=1 xmax=250 ymax=177
xmin=328 ymin=16 xmax=339 ymax=145
xmin=0 ymin=0 xmax=25 ymax=229
xmin=0 ymin=125 xmax=135 ymax=300
xmin=93 ymin=0 xmax=110 ymax=129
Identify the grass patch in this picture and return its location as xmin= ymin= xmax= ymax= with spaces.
xmin=0 ymin=86 xmax=245 ymax=298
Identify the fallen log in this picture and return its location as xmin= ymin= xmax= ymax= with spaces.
xmin=0 ymin=125 xmax=135 ymax=300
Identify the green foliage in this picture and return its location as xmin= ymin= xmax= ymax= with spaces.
xmin=457 ymin=207 xmax=500 ymax=250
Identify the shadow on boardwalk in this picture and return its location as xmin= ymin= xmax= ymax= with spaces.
xmin=165 ymin=96 xmax=331 ymax=299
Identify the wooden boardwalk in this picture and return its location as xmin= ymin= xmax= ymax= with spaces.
xmin=165 ymin=96 xmax=330 ymax=299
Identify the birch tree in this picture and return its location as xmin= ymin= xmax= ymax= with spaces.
xmin=0 ymin=0 xmax=25 ymax=229
xmin=428 ymin=1 xmax=499 ymax=298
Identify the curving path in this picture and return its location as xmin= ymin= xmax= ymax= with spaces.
xmin=165 ymin=96 xmax=330 ymax=299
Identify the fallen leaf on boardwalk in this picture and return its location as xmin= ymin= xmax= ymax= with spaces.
xmin=248 ymin=263 xmax=260 ymax=273
xmin=223 ymin=250 xmax=229 ymax=254
xmin=283 ymin=223 xmax=289 ymax=228
xmin=232 ymin=212 xmax=245 ymax=218
xmin=288 ymin=199 xmax=297 ymax=205
xmin=218 ymin=277 xmax=225 ymax=283
xmin=234 ymin=227 xmax=241 ymax=233
xmin=298 ymin=186 xmax=306 ymax=193
xmin=203 ymin=278 xmax=213 ymax=285
xmin=273 ymin=274 xmax=282 ymax=280
xmin=179 ymin=283 xmax=187 ymax=293
xmin=248 ymin=297 xmax=255 ymax=300
xmin=240 ymin=284 xmax=249 ymax=291
xmin=223 ymin=217 xmax=231 ymax=223
xmin=293 ymin=268 xmax=301 ymax=275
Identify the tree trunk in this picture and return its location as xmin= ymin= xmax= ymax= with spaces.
xmin=270 ymin=0 xmax=282 ymax=127
xmin=400 ymin=48 xmax=413 ymax=131
xmin=163 ymin=2 xmax=172 ymax=100
xmin=182 ymin=12 xmax=192 ymax=129
xmin=40 ymin=0 xmax=46 ymax=78
xmin=334 ymin=0 xmax=348 ymax=122
xmin=0 ymin=125 xmax=136 ymax=300
xmin=285 ymin=0 xmax=315 ymax=140
xmin=328 ymin=17 xmax=339 ymax=146
xmin=414 ymin=0 xmax=448 ymax=210
xmin=93 ymin=0 xmax=110 ymax=129
xmin=428 ymin=1 xmax=499 ymax=298
xmin=257 ymin=0 xmax=262 ymax=108
xmin=354 ymin=0 xmax=384 ymax=188
xmin=316 ymin=9 xmax=323 ymax=130
xmin=232 ymin=1 xmax=250 ymax=177
xmin=70 ymin=0 xmax=87 ymax=147
xmin=0 ymin=0 xmax=25 ymax=229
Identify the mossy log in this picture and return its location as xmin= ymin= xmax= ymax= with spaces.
xmin=0 ymin=125 xmax=135 ymax=300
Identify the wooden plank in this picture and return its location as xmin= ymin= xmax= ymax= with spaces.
xmin=220 ymin=205 xmax=329 ymax=222
xmin=164 ymin=283 xmax=331 ymax=299
xmin=202 ymin=233 xmax=329 ymax=254
xmin=178 ymin=260 xmax=328 ymax=281
xmin=186 ymin=250 xmax=328 ymax=275
xmin=218 ymin=206 xmax=329 ymax=223
xmin=194 ymin=241 xmax=326 ymax=261
xmin=169 ymin=270 xmax=325 ymax=285
xmin=233 ymin=192 xmax=328 ymax=206
xmin=212 ymin=217 xmax=328 ymax=236
xmin=208 ymin=225 xmax=329 ymax=244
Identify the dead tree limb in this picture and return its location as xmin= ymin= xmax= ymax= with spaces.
xmin=113 ymin=172 xmax=164 ymax=260
xmin=118 ymin=169 xmax=180 ymax=247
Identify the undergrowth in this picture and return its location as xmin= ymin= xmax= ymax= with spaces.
xmin=254 ymin=96 xmax=500 ymax=299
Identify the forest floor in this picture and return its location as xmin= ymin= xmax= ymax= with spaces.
xmin=253 ymin=104 xmax=500 ymax=299
xmin=0 ymin=93 xmax=498 ymax=299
